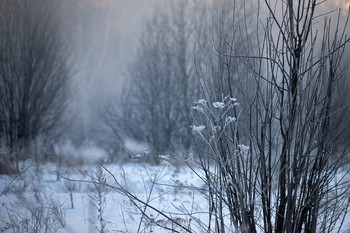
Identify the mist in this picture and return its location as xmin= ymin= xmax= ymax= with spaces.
xmin=0 ymin=0 xmax=348 ymax=158
xmin=62 ymin=0 xmax=350 ymax=147
xmin=61 ymin=0 xmax=159 ymax=142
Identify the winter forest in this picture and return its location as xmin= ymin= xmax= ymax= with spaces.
xmin=1 ymin=0 xmax=350 ymax=232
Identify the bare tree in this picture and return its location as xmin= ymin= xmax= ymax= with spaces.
xmin=105 ymin=0 xmax=201 ymax=162
xmin=0 ymin=0 xmax=72 ymax=172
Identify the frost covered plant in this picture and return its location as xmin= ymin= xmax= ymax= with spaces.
xmin=190 ymin=125 xmax=205 ymax=134
xmin=158 ymin=154 xmax=172 ymax=168
xmin=89 ymin=165 xmax=110 ymax=233
xmin=212 ymin=102 xmax=225 ymax=109
xmin=4 ymin=184 xmax=65 ymax=233
xmin=190 ymin=96 xmax=259 ymax=232
xmin=1 ymin=163 xmax=65 ymax=233
xmin=225 ymin=116 xmax=236 ymax=125
xmin=191 ymin=96 xmax=241 ymax=145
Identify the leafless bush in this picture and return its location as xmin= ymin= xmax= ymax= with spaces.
xmin=190 ymin=0 xmax=350 ymax=232
xmin=3 ymin=167 xmax=65 ymax=233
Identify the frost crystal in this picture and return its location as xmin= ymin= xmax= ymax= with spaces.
xmin=191 ymin=125 xmax=205 ymax=133
xmin=212 ymin=102 xmax=225 ymax=109
xmin=225 ymin=116 xmax=236 ymax=124
xmin=195 ymin=99 xmax=207 ymax=105
xmin=230 ymin=97 xmax=238 ymax=102
xmin=192 ymin=105 xmax=204 ymax=112
xmin=159 ymin=154 xmax=170 ymax=161
xmin=131 ymin=154 xmax=143 ymax=160
xmin=159 ymin=155 xmax=172 ymax=167
xmin=133 ymin=154 xmax=142 ymax=158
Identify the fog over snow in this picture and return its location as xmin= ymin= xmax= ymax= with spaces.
xmin=65 ymin=0 xmax=159 ymax=140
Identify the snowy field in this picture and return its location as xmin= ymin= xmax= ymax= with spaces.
xmin=1 ymin=161 xmax=350 ymax=232
xmin=0 ymin=161 xmax=209 ymax=233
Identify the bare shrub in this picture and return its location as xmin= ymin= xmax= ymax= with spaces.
xmin=190 ymin=0 xmax=350 ymax=232
xmin=3 ymin=167 xmax=65 ymax=233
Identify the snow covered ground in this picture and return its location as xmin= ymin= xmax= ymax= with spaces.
xmin=1 ymin=161 xmax=350 ymax=232
xmin=0 ymin=162 xmax=208 ymax=233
